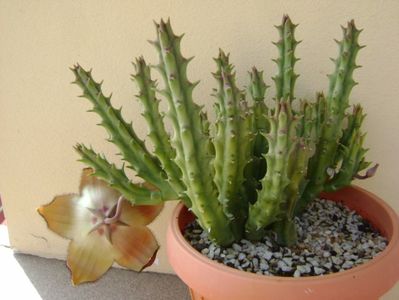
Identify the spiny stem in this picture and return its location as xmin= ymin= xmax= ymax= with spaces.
xmin=272 ymin=15 xmax=300 ymax=101
xmin=155 ymin=20 xmax=234 ymax=245
xmin=132 ymin=57 xmax=190 ymax=206
xmin=75 ymin=144 xmax=163 ymax=205
xmin=296 ymin=20 xmax=364 ymax=214
xmin=71 ymin=65 xmax=176 ymax=199
xmin=212 ymin=49 xmax=252 ymax=239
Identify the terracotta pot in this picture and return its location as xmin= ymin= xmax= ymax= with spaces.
xmin=166 ymin=186 xmax=399 ymax=300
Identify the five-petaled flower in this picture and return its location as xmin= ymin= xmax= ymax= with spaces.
xmin=38 ymin=168 xmax=163 ymax=285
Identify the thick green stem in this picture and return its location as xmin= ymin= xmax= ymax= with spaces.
xmin=245 ymin=101 xmax=297 ymax=239
xmin=273 ymin=219 xmax=297 ymax=247
xmin=273 ymin=15 xmax=300 ymax=101
xmin=268 ymin=102 xmax=315 ymax=246
xmin=154 ymin=20 xmax=234 ymax=245
xmin=331 ymin=104 xmax=364 ymax=168
xmin=324 ymin=105 xmax=374 ymax=191
xmin=74 ymin=144 xmax=162 ymax=205
xmin=295 ymin=20 xmax=364 ymax=215
xmin=212 ymin=50 xmax=252 ymax=239
xmin=71 ymin=65 xmax=176 ymax=199
xmin=243 ymin=67 xmax=269 ymax=204
xmin=132 ymin=57 xmax=190 ymax=207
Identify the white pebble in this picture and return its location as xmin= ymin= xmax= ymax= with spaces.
xmin=238 ymin=253 xmax=246 ymax=261
xmin=277 ymin=261 xmax=292 ymax=272
xmin=297 ymin=264 xmax=311 ymax=274
xmin=263 ymin=251 xmax=273 ymax=260
xmin=259 ymin=262 xmax=269 ymax=271
xmin=324 ymin=262 xmax=332 ymax=269
xmin=331 ymin=256 xmax=343 ymax=265
xmin=201 ymin=248 xmax=209 ymax=255
xmin=283 ymin=257 xmax=293 ymax=266
xmin=342 ymin=261 xmax=354 ymax=269
xmin=323 ymin=251 xmax=331 ymax=258
xmin=252 ymin=258 xmax=259 ymax=269
xmin=232 ymin=243 xmax=242 ymax=251
xmin=293 ymin=269 xmax=301 ymax=277
xmin=308 ymin=259 xmax=319 ymax=267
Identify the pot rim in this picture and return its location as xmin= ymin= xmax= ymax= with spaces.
xmin=170 ymin=185 xmax=399 ymax=283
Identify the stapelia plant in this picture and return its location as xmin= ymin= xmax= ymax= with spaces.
xmin=71 ymin=15 xmax=377 ymax=247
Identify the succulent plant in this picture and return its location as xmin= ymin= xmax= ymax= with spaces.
xmin=72 ymin=15 xmax=376 ymax=247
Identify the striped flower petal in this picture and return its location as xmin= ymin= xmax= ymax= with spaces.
xmin=37 ymin=194 xmax=97 ymax=239
xmin=79 ymin=168 xmax=120 ymax=216
xmin=67 ymin=225 xmax=114 ymax=285
xmin=119 ymin=200 xmax=164 ymax=226
xmin=111 ymin=224 xmax=159 ymax=271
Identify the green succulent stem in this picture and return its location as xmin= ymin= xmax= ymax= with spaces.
xmin=132 ymin=57 xmax=190 ymax=207
xmin=295 ymin=20 xmax=364 ymax=215
xmin=245 ymin=101 xmax=297 ymax=239
xmin=74 ymin=144 xmax=163 ymax=205
xmin=243 ymin=67 xmax=269 ymax=204
xmin=212 ymin=50 xmax=252 ymax=240
xmin=154 ymin=20 xmax=234 ymax=245
xmin=71 ymin=65 xmax=176 ymax=200
xmin=273 ymin=219 xmax=297 ymax=246
xmin=274 ymin=141 xmax=312 ymax=246
xmin=324 ymin=105 xmax=372 ymax=192
xmin=273 ymin=15 xmax=300 ymax=101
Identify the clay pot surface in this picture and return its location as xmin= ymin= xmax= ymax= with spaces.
xmin=167 ymin=186 xmax=399 ymax=300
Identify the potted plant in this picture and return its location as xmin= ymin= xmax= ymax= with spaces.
xmin=38 ymin=15 xmax=399 ymax=299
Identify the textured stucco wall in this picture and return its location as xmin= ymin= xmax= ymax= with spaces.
xmin=1 ymin=0 xmax=398 ymax=297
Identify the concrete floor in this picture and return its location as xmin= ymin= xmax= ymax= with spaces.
xmin=1 ymin=224 xmax=397 ymax=300
xmin=0 ymin=225 xmax=190 ymax=300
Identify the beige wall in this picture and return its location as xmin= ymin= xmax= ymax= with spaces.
xmin=1 ymin=0 xmax=398 ymax=297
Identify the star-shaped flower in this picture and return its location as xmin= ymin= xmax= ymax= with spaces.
xmin=38 ymin=168 xmax=163 ymax=285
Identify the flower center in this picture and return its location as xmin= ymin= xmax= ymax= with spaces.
xmin=103 ymin=196 xmax=123 ymax=224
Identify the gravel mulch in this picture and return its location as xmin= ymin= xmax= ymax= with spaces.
xmin=184 ymin=199 xmax=388 ymax=277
